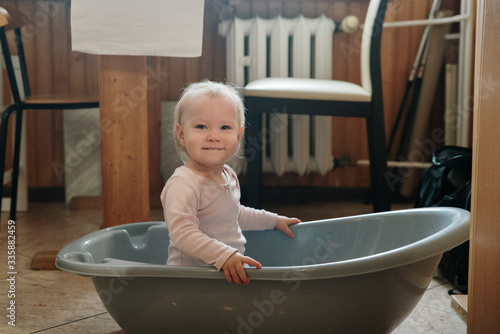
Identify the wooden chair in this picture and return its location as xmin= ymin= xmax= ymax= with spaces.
xmin=0 ymin=6 xmax=99 ymax=220
xmin=244 ymin=0 xmax=391 ymax=212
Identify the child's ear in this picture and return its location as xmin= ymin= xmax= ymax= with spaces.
xmin=237 ymin=126 xmax=244 ymax=141
xmin=175 ymin=123 xmax=185 ymax=146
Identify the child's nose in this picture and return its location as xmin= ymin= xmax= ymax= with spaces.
xmin=207 ymin=131 xmax=221 ymax=141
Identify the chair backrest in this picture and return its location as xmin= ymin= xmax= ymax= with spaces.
xmin=361 ymin=0 xmax=388 ymax=95
xmin=0 ymin=6 xmax=32 ymax=103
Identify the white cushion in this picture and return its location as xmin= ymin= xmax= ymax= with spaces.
xmin=244 ymin=77 xmax=372 ymax=102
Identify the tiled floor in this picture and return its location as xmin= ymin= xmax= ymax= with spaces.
xmin=1 ymin=200 xmax=466 ymax=333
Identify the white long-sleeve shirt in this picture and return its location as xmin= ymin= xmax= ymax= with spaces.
xmin=161 ymin=165 xmax=278 ymax=270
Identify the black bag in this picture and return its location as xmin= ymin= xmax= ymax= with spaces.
xmin=414 ymin=145 xmax=472 ymax=294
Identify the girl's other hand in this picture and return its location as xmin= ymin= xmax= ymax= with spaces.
xmin=222 ymin=252 xmax=261 ymax=285
xmin=275 ymin=216 xmax=301 ymax=238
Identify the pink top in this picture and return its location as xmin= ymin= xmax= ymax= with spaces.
xmin=161 ymin=165 xmax=278 ymax=270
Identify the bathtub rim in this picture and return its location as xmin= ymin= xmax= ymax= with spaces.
xmin=55 ymin=207 xmax=470 ymax=281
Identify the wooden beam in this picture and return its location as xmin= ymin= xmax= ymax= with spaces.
xmin=468 ymin=0 xmax=500 ymax=331
xmin=147 ymin=57 xmax=164 ymax=209
xmin=98 ymin=56 xmax=151 ymax=228
xmin=31 ymin=251 xmax=58 ymax=270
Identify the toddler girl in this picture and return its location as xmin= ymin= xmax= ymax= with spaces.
xmin=161 ymin=80 xmax=300 ymax=285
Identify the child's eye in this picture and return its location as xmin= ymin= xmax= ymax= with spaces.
xmin=195 ymin=124 xmax=207 ymax=129
xmin=221 ymin=125 xmax=231 ymax=130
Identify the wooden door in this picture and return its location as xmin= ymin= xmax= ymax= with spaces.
xmin=468 ymin=0 xmax=500 ymax=331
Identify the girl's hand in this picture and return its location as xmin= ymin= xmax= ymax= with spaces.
xmin=275 ymin=216 xmax=301 ymax=238
xmin=222 ymin=252 xmax=261 ymax=285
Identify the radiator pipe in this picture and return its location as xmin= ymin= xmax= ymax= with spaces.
xmin=381 ymin=14 xmax=470 ymax=29
xmin=333 ymin=155 xmax=432 ymax=170
xmin=358 ymin=14 xmax=470 ymax=30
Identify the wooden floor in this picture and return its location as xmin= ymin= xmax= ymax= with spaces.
xmin=0 ymin=199 xmax=467 ymax=333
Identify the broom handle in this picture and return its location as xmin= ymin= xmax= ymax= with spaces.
xmin=387 ymin=0 xmax=442 ymax=157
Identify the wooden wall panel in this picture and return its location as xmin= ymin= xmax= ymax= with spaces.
xmin=0 ymin=0 xmax=451 ymax=194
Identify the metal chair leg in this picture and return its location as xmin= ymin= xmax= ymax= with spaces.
xmin=244 ymin=99 xmax=263 ymax=209
xmin=366 ymin=111 xmax=391 ymax=212
xmin=9 ymin=108 xmax=24 ymax=220
xmin=0 ymin=105 xmax=18 ymax=216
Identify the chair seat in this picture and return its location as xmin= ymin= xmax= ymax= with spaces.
xmin=244 ymin=77 xmax=372 ymax=102
xmin=23 ymin=93 xmax=99 ymax=105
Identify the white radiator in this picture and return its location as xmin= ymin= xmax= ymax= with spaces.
xmin=219 ymin=15 xmax=337 ymax=176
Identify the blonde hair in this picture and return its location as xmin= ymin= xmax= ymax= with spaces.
xmin=173 ymin=80 xmax=245 ymax=162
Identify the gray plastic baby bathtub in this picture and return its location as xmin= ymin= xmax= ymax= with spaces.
xmin=56 ymin=207 xmax=470 ymax=334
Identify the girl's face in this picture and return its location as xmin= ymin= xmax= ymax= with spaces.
xmin=176 ymin=95 xmax=244 ymax=173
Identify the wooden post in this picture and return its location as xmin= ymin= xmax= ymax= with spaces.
xmin=468 ymin=0 xmax=500 ymax=332
xmin=98 ymin=55 xmax=151 ymax=228
xmin=147 ymin=57 xmax=164 ymax=209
